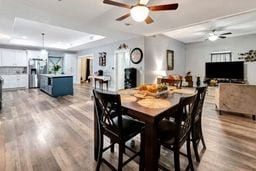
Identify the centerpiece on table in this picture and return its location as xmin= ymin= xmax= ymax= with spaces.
xmin=136 ymin=84 xmax=169 ymax=98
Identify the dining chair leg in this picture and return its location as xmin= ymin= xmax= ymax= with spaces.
xmin=110 ymin=139 xmax=115 ymax=153
xmin=118 ymin=142 xmax=124 ymax=171
xmin=186 ymin=136 xmax=194 ymax=171
xmin=200 ymin=122 xmax=206 ymax=150
xmin=174 ymin=149 xmax=180 ymax=171
xmin=139 ymin=132 xmax=145 ymax=171
xmin=96 ymin=133 xmax=104 ymax=171
xmin=156 ymin=143 xmax=161 ymax=160
xmin=191 ymin=128 xmax=200 ymax=162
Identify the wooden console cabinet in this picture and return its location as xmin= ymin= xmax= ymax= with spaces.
xmin=218 ymin=83 xmax=256 ymax=120
xmin=157 ymin=78 xmax=182 ymax=88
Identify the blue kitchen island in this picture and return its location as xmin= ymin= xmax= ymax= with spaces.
xmin=40 ymin=74 xmax=73 ymax=97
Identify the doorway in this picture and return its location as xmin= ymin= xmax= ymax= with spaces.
xmin=113 ymin=49 xmax=130 ymax=91
xmin=80 ymin=56 xmax=93 ymax=84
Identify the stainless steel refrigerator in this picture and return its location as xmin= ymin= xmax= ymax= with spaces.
xmin=29 ymin=59 xmax=47 ymax=88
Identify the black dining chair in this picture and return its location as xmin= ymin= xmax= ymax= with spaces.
xmin=157 ymin=94 xmax=197 ymax=171
xmin=191 ymin=86 xmax=207 ymax=162
xmin=93 ymin=89 xmax=145 ymax=171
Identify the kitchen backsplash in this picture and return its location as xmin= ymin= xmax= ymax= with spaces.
xmin=0 ymin=67 xmax=27 ymax=75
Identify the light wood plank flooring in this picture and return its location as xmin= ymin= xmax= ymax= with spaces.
xmin=0 ymin=84 xmax=255 ymax=171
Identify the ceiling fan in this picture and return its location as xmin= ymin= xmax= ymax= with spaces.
xmin=208 ymin=30 xmax=232 ymax=41
xmin=103 ymin=0 xmax=179 ymax=24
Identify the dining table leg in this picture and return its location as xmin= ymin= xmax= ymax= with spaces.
xmin=144 ymin=123 xmax=159 ymax=171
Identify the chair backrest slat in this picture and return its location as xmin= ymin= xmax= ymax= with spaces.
xmin=175 ymin=94 xmax=197 ymax=143
xmin=192 ymin=86 xmax=207 ymax=124
xmin=93 ymin=89 xmax=123 ymax=132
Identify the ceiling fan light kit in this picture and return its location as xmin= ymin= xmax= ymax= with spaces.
xmin=208 ymin=33 xmax=218 ymax=41
xmin=207 ymin=30 xmax=232 ymax=41
xmin=130 ymin=5 xmax=149 ymax=22
xmin=103 ymin=0 xmax=178 ymax=24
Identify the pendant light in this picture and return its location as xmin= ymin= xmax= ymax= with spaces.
xmin=41 ymin=33 xmax=48 ymax=54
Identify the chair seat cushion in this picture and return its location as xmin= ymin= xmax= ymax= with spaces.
xmin=158 ymin=119 xmax=176 ymax=142
xmin=112 ymin=115 xmax=145 ymax=140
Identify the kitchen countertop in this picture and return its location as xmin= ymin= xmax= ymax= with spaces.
xmin=40 ymin=74 xmax=73 ymax=78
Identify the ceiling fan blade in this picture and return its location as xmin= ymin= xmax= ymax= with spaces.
xmin=220 ymin=32 xmax=232 ymax=35
xmin=116 ymin=13 xmax=130 ymax=21
xmin=149 ymin=3 xmax=178 ymax=11
xmin=219 ymin=36 xmax=226 ymax=39
xmin=139 ymin=0 xmax=150 ymax=5
xmin=103 ymin=0 xmax=132 ymax=9
xmin=145 ymin=16 xmax=154 ymax=24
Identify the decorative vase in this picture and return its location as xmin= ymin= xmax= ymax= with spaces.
xmin=196 ymin=76 xmax=201 ymax=87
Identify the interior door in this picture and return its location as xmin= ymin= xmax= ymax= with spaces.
xmin=113 ymin=49 xmax=130 ymax=91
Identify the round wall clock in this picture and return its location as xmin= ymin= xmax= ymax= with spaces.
xmin=130 ymin=48 xmax=143 ymax=64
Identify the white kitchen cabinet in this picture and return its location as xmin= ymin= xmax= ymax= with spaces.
xmin=16 ymin=50 xmax=27 ymax=66
xmin=1 ymin=74 xmax=28 ymax=89
xmin=8 ymin=75 xmax=17 ymax=89
xmin=27 ymin=50 xmax=41 ymax=59
xmin=2 ymin=50 xmax=16 ymax=66
xmin=1 ymin=49 xmax=27 ymax=66
xmin=17 ymin=75 xmax=28 ymax=88
xmin=0 ymin=49 xmax=2 ymax=65
xmin=1 ymin=75 xmax=9 ymax=89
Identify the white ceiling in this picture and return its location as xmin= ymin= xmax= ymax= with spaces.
xmin=9 ymin=17 xmax=105 ymax=49
xmin=163 ymin=10 xmax=256 ymax=43
xmin=0 ymin=0 xmax=256 ymax=50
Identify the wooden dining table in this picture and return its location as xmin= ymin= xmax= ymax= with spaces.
xmin=94 ymin=88 xmax=195 ymax=171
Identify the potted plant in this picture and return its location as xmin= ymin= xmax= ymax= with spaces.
xmin=52 ymin=64 xmax=61 ymax=75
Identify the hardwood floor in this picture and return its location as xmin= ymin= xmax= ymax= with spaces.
xmin=0 ymin=84 xmax=255 ymax=171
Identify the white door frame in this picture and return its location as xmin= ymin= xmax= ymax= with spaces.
xmin=113 ymin=49 xmax=131 ymax=91
xmin=77 ymin=54 xmax=94 ymax=84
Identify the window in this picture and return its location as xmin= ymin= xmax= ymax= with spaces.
xmin=48 ymin=56 xmax=64 ymax=74
xmin=211 ymin=51 xmax=232 ymax=62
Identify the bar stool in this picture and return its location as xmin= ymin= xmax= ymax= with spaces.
xmin=157 ymin=94 xmax=197 ymax=171
xmin=93 ymin=89 xmax=145 ymax=171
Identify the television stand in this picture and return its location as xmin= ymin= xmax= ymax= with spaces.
xmin=217 ymin=79 xmax=245 ymax=84
xmin=230 ymin=80 xmax=245 ymax=84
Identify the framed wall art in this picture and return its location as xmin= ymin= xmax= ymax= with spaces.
xmin=166 ymin=50 xmax=174 ymax=70
xmin=99 ymin=52 xmax=106 ymax=66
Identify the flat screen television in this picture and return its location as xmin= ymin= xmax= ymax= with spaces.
xmin=205 ymin=61 xmax=244 ymax=80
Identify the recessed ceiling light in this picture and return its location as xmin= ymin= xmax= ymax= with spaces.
xmin=0 ymin=33 xmax=10 ymax=39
